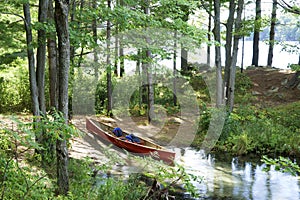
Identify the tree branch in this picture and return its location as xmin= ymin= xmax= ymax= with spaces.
xmin=278 ymin=0 xmax=300 ymax=15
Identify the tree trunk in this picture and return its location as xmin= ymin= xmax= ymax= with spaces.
xmin=181 ymin=48 xmax=188 ymax=73
xmin=180 ymin=7 xmax=189 ymax=74
xmin=141 ymin=56 xmax=148 ymax=105
xmin=144 ymin=0 xmax=154 ymax=123
xmin=107 ymin=0 xmax=113 ymax=117
xmin=119 ymin=44 xmax=125 ymax=77
xmin=146 ymin=50 xmax=154 ymax=123
xmin=37 ymin=0 xmax=48 ymax=116
xmin=213 ymin=0 xmax=223 ymax=107
xmin=92 ymin=0 xmax=99 ymax=80
xmin=224 ymin=0 xmax=235 ymax=103
xmin=119 ymin=0 xmax=125 ymax=77
xmin=48 ymin=0 xmax=58 ymax=109
xmin=46 ymin=0 xmax=57 ymax=162
xmin=267 ymin=0 xmax=277 ymax=67
xmin=207 ymin=0 xmax=212 ymax=65
xmin=54 ymin=0 xmax=70 ymax=195
xmin=114 ymin=25 xmax=119 ymax=76
xmin=69 ymin=0 xmax=76 ymax=65
xmin=241 ymin=5 xmax=245 ymax=73
xmin=136 ymin=49 xmax=142 ymax=110
xmin=36 ymin=0 xmax=48 ymax=160
xmin=173 ymin=32 xmax=177 ymax=106
xmin=252 ymin=0 xmax=261 ymax=67
xmin=23 ymin=3 xmax=39 ymax=117
xmin=228 ymin=0 xmax=244 ymax=112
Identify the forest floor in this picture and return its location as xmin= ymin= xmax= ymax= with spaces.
xmin=245 ymin=67 xmax=300 ymax=107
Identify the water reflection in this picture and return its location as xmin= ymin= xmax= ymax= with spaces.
xmin=176 ymin=148 xmax=300 ymax=200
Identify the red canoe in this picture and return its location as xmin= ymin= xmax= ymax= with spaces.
xmin=86 ymin=118 xmax=175 ymax=165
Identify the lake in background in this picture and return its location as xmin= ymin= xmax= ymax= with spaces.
xmin=124 ymin=41 xmax=299 ymax=75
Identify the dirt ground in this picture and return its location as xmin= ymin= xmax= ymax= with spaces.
xmin=245 ymin=67 xmax=300 ymax=107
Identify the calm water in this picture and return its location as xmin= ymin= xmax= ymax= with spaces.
xmin=175 ymin=148 xmax=300 ymax=200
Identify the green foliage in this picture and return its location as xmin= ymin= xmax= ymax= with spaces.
xmin=289 ymin=64 xmax=300 ymax=71
xmin=195 ymin=102 xmax=300 ymax=156
xmin=1 ymin=115 xmax=201 ymax=200
xmin=262 ymin=156 xmax=300 ymax=176
xmin=96 ymin=175 xmax=146 ymax=200
xmin=0 ymin=64 xmax=31 ymax=113
xmin=0 ymin=118 xmax=53 ymax=200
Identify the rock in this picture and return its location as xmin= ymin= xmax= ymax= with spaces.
xmin=252 ymin=91 xmax=262 ymax=96
xmin=281 ymin=78 xmax=288 ymax=86
xmin=265 ymin=86 xmax=279 ymax=96
xmin=297 ymin=83 xmax=300 ymax=91
xmin=275 ymin=93 xmax=284 ymax=99
xmin=267 ymin=86 xmax=279 ymax=93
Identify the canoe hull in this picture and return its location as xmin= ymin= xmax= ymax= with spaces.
xmin=86 ymin=118 xmax=175 ymax=165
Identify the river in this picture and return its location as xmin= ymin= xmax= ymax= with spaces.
xmin=175 ymin=147 xmax=300 ymax=200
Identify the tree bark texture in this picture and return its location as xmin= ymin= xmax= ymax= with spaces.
xmin=23 ymin=3 xmax=40 ymax=117
xmin=252 ymin=0 xmax=261 ymax=67
xmin=106 ymin=0 xmax=113 ymax=117
xmin=48 ymin=0 xmax=58 ymax=109
xmin=228 ymin=0 xmax=244 ymax=112
xmin=267 ymin=0 xmax=278 ymax=67
xmin=207 ymin=0 xmax=212 ymax=66
xmin=92 ymin=0 xmax=99 ymax=80
xmin=224 ymin=0 xmax=235 ymax=103
xmin=143 ymin=0 xmax=154 ymax=123
xmin=173 ymin=32 xmax=177 ymax=107
xmin=54 ymin=0 xmax=70 ymax=195
xmin=37 ymin=0 xmax=49 ymax=115
xmin=213 ymin=0 xmax=223 ymax=107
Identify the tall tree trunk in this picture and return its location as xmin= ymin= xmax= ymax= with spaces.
xmin=69 ymin=0 xmax=76 ymax=65
xmin=54 ymin=0 xmax=70 ymax=195
xmin=146 ymin=49 xmax=154 ymax=123
xmin=180 ymin=7 xmax=189 ymax=74
xmin=36 ymin=0 xmax=48 ymax=160
xmin=267 ymin=0 xmax=278 ymax=67
xmin=92 ymin=0 xmax=99 ymax=80
xmin=23 ymin=3 xmax=39 ymax=117
xmin=113 ymin=0 xmax=119 ymax=76
xmin=228 ymin=0 xmax=244 ymax=112
xmin=141 ymin=56 xmax=148 ymax=105
xmin=144 ymin=0 xmax=154 ymax=123
xmin=207 ymin=0 xmax=212 ymax=65
xmin=119 ymin=0 xmax=125 ymax=77
xmin=37 ymin=0 xmax=48 ymax=116
xmin=213 ymin=0 xmax=223 ymax=107
xmin=48 ymin=0 xmax=58 ymax=110
xmin=114 ymin=26 xmax=119 ymax=76
xmin=241 ymin=5 xmax=245 ymax=73
xmin=46 ymin=0 xmax=57 ymax=162
xmin=107 ymin=0 xmax=113 ymax=117
xmin=136 ymin=49 xmax=142 ymax=110
xmin=173 ymin=32 xmax=177 ymax=106
xmin=252 ymin=0 xmax=261 ymax=67
xmin=181 ymin=48 xmax=188 ymax=73
xmin=224 ymin=0 xmax=236 ymax=103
